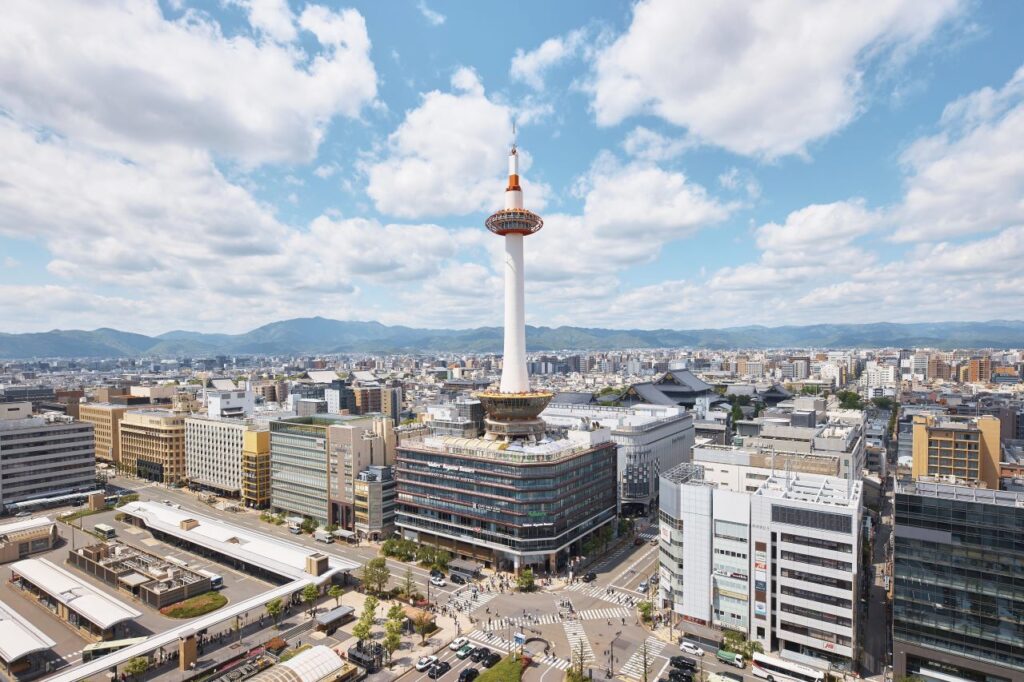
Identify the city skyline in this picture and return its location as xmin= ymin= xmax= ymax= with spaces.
xmin=1 ymin=1 xmax=1023 ymax=334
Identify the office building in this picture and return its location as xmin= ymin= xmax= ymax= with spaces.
xmin=0 ymin=403 xmax=95 ymax=511
xmin=206 ymin=388 xmax=254 ymax=419
xmin=331 ymin=417 xmax=395 ymax=530
xmin=381 ymin=385 xmax=403 ymax=423
xmin=968 ymin=356 xmax=992 ymax=384
xmin=659 ymin=464 xmax=861 ymax=672
xmin=542 ymin=402 xmax=695 ymax=515
xmin=911 ymin=414 xmax=1000 ymax=488
xmin=395 ymin=140 xmax=618 ymax=573
xmin=185 ymin=416 xmax=268 ymax=498
xmin=79 ymin=402 xmax=134 ymax=466
xmin=119 ymin=409 xmax=186 ymax=484
xmin=893 ymin=480 xmax=1024 ymax=680
xmin=241 ymin=429 xmax=271 ymax=509
xmin=354 ymin=465 xmax=396 ymax=542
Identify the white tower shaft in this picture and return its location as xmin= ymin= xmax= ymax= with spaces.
xmin=499 ymin=148 xmax=529 ymax=393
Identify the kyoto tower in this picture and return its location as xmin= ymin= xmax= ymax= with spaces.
xmin=477 ymin=136 xmax=553 ymax=442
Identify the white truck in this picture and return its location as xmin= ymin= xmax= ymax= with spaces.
xmin=313 ymin=529 xmax=334 ymax=543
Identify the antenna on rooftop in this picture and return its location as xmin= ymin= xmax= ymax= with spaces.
xmin=511 ymin=120 xmax=518 ymax=154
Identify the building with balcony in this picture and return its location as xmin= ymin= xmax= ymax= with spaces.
xmin=911 ymin=414 xmax=1000 ymax=488
xmin=354 ymin=465 xmax=396 ymax=542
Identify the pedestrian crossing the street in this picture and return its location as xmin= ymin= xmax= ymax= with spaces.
xmin=577 ymin=607 xmax=631 ymax=622
xmin=562 ymin=619 xmax=595 ymax=666
xmin=446 ymin=589 xmax=497 ymax=613
xmin=618 ymin=637 xmax=666 ymax=680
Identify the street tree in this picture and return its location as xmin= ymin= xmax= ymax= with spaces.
xmin=125 ymin=657 xmax=149 ymax=681
xmin=362 ymin=557 xmax=391 ymax=595
xmin=265 ymin=598 xmax=283 ymax=629
xmin=516 ymin=568 xmax=535 ymax=592
xmin=328 ymin=585 xmax=343 ymax=607
xmin=638 ymin=600 xmax=654 ymax=622
xmin=301 ymin=584 xmax=319 ymax=619
xmin=413 ymin=611 xmax=433 ymax=644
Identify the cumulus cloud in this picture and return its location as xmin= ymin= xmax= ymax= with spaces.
xmin=0 ymin=0 xmax=378 ymax=166
xmin=510 ymin=29 xmax=586 ymax=90
xmin=365 ymin=68 xmax=549 ymax=219
xmin=229 ymin=0 xmax=297 ymax=42
xmin=417 ymin=1 xmax=446 ymax=27
xmin=589 ymin=0 xmax=962 ymax=158
xmin=622 ymin=127 xmax=692 ymax=162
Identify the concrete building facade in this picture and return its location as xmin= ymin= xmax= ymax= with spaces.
xmin=911 ymin=414 xmax=1000 ymax=489
xmin=119 ymin=410 xmax=186 ymax=484
xmin=79 ymin=402 xmax=133 ymax=466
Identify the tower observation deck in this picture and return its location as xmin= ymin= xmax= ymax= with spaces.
xmin=477 ymin=140 xmax=552 ymax=442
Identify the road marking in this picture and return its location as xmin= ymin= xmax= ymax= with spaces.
xmin=619 ymin=637 xmax=666 ymax=680
xmin=562 ymin=619 xmax=595 ymax=666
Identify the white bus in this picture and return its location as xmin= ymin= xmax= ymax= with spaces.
xmin=196 ymin=569 xmax=224 ymax=589
xmin=93 ymin=523 xmax=116 ymax=539
xmin=751 ymin=653 xmax=826 ymax=682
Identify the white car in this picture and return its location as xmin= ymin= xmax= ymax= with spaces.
xmin=449 ymin=637 xmax=469 ymax=652
xmin=416 ymin=656 xmax=439 ymax=672
xmin=431 ymin=576 xmax=447 ymax=587
xmin=680 ymin=642 xmax=705 ymax=657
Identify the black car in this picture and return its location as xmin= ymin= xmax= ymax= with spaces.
xmin=458 ymin=668 xmax=479 ymax=682
xmin=430 ymin=568 xmax=445 ymax=579
xmin=581 ymin=572 xmax=597 ymax=583
xmin=470 ymin=647 xmax=490 ymax=663
xmin=670 ymin=656 xmax=697 ymax=670
xmin=428 ymin=662 xmax=451 ymax=679
xmin=668 ymin=669 xmax=693 ymax=682
xmin=483 ymin=653 xmax=502 ymax=668
xmin=451 ymin=573 xmax=467 ymax=585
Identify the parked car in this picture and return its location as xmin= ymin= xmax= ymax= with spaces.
xmin=634 ymin=537 xmax=645 ymax=545
xmin=679 ymin=642 xmax=704 ymax=656
xmin=430 ymin=568 xmax=445 ymax=578
xmin=668 ymin=669 xmax=692 ymax=682
xmin=416 ymin=656 xmax=438 ymax=672
xmin=581 ymin=572 xmax=597 ymax=583
xmin=670 ymin=656 xmax=697 ymax=670
xmin=431 ymin=576 xmax=447 ymax=587
xmin=428 ymin=661 xmax=451 ymax=679
xmin=449 ymin=637 xmax=469 ymax=652
xmin=457 ymin=644 xmax=475 ymax=660
xmin=459 ymin=668 xmax=479 ymax=682
xmin=483 ymin=653 xmax=502 ymax=668
xmin=470 ymin=647 xmax=491 ymax=663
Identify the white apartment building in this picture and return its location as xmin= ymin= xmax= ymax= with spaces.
xmin=185 ymin=415 xmax=264 ymax=496
xmin=205 ymin=388 xmax=254 ymax=419
xmin=658 ymin=463 xmax=861 ymax=673
xmin=543 ymin=402 xmax=694 ymax=514
xmin=858 ymin=361 xmax=898 ymax=392
xmin=0 ymin=402 xmax=95 ymax=510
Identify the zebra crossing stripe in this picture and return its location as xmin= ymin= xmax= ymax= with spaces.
xmin=562 ymin=620 xmax=595 ymax=665
xmin=619 ymin=637 xmax=666 ymax=680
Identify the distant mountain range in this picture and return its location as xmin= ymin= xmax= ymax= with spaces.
xmin=1 ymin=318 xmax=1023 ymax=359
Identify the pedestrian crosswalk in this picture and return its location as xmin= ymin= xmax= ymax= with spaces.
xmin=576 ymin=607 xmax=631 ymax=622
xmin=562 ymin=619 xmax=595 ymax=666
xmin=446 ymin=589 xmax=497 ymax=613
xmin=619 ymin=637 xmax=666 ymax=680
xmin=564 ymin=583 xmax=611 ymax=599
xmin=636 ymin=527 xmax=659 ymax=541
xmin=463 ymin=631 xmax=572 ymax=671
xmin=480 ymin=612 xmax=561 ymax=630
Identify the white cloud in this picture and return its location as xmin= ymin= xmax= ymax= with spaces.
xmin=755 ymin=199 xmax=880 ymax=253
xmin=622 ymin=127 xmax=691 ymax=162
xmin=589 ymin=0 xmax=962 ymax=158
xmin=365 ymin=69 xmax=549 ymax=219
xmin=313 ymin=164 xmax=338 ymax=179
xmin=417 ymin=1 xmax=446 ymax=27
xmin=510 ymin=29 xmax=586 ymax=91
xmin=0 ymin=1 xmax=378 ymax=166
xmin=2 ymin=256 xmax=19 ymax=268
xmin=229 ymin=0 xmax=297 ymax=43
xmin=892 ymin=65 xmax=1024 ymax=242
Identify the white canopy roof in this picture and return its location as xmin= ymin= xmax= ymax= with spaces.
xmin=10 ymin=559 xmax=141 ymax=630
xmin=0 ymin=600 xmax=55 ymax=663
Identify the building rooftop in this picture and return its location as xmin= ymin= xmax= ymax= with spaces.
xmin=0 ymin=516 xmax=54 ymax=538
xmin=251 ymin=645 xmax=347 ymax=682
xmin=661 ymin=462 xmax=711 ymax=486
xmin=10 ymin=558 xmax=141 ymax=629
xmin=119 ymin=501 xmax=359 ymax=583
xmin=754 ymin=473 xmax=861 ymax=508
xmin=408 ymin=425 xmax=611 ymax=464
xmin=897 ymin=479 xmax=1024 ymax=507
xmin=0 ymin=599 xmax=55 ymax=663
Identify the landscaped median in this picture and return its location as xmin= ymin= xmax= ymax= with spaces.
xmin=476 ymin=655 xmax=523 ymax=682
xmin=160 ymin=591 xmax=228 ymax=618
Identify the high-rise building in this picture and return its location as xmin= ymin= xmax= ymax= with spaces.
xmin=353 ymin=465 xmax=396 ymax=541
xmin=893 ymin=480 xmax=1024 ymax=680
xmin=968 ymin=356 xmax=992 ymax=384
xmin=395 ymin=139 xmax=618 ymax=572
xmin=0 ymin=403 xmax=95 ymax=511
xmin=185 ymin=416 xmax=268 ymax=498
xmin=381 ymin=385 xmax=403 ymax=423
xmin=79 ymin=402 xmax=136 ymax=466
xmin=911 ymin=414 xmax=1000 ymax=488
xmin=658 ymin=463 xmax=862 ymax=672
xmin=241 ymin=428 xmax=271 ymax=509
xmin=119 ymin=409 xmax=186 ymax=483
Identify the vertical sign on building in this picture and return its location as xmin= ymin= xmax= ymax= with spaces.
xmin=754 ymin=542 xmax=767 ymax=620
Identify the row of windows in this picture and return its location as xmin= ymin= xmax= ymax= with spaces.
xmin=779 ymin=620 xmax=851 ymax=647
xmin=780 ymin=602 xmax=851 ymax=627
xmin=780 ymin=568 xmax=852 ymax=591
xmin=781 ymin=550 xmax=852 ymax=572
xmin=780 ymin=585 xmax=851 ymax=609
xmin=772 ymin=505 xmax=852 ymax=534
xmin=780 ymin=533 xmax=852 ymax=554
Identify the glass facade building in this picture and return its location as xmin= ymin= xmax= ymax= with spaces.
xmin=395 ymin=433 xmax=617 ymax=572
xmin=269 ymin=416 xmax=337 ymax=523
xmin=893 ymin=480 xmax=1024 ymax=681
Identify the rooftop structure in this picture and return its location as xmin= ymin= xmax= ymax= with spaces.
xmin=250 ymin=645 xmax=350 ymax=682
xmin=0 ymin=599 xmax=55 ymax=668
xmin=69 ymin=542 xmax=212 ymax=609
xmin=119 ymin=500 xmax=359 ymax=584
xmin=753 ymin=471 xmax=861 ymax=508
xmin=9 ymin=558 xmax=141 ymax=631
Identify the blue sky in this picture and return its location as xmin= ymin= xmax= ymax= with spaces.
xmin=1 ymin=0 xmax=1023 ymax=335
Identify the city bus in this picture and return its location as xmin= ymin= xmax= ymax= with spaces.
xmin=93 ymin=523 xmax=116 ymax=539
xmin=751 ymin=653 xmax=826 ymax=682
xmin=196 ymin=569 xmax=224 ymax=589
xmin=82 ymin=637 xmax=149 ymax=662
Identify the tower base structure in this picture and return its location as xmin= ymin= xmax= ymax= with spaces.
xmin=476 ymin=390 xmax=553 ymax=442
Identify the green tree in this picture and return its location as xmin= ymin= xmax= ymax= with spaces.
xmin=362 ymin=557 xmax=391 ymax=595
xmin=402 ymin=568 xmax=417 ymax=600
xmin=301 ymin=584 xmax=319 ymax=618
xmin=637 ymin=601 xmax=654 ymax=622
xmin=265 ymin=598 xmax=283 ymax=629
xmin=413 ymin=611 xmax=434 ymax=644
xmin=872 ymin=396 xmax=895 ymax=410
xmin=836 ymin=390 xmax=864 ymax=410
xmin=328 ymin=585 xmax=343 ymax=607
xmin=516 ymin=568 xmax=535 ymax=592
xmin=352 ymin=614 xmax=372 ymax=643
xmin=384 ymin=605 xmax=405 ymax=666
xmin=124 ymin=656 xmax=149 ymax=681
xmin=363 ymin=595 xmax=380 ymax=621
xmin=617 ymin=517 xmax=635 ymax=536
xmin=387 ymin=602 xmax=406 ymax=622
xmin=300 ymin=517 xmax=317 ymax=534
xmin=731 ymin=403 xmax=744 ymax=425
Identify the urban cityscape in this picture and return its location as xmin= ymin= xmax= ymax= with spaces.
xmin=0 ymin=3 xmax=1022 ymax=682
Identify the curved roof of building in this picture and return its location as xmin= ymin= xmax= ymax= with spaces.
xmin=0 ymin=600 xmax=55 ymax=663
xmin=251 ymin=645 xmax=345 ymax=682
xmin=10 ymin=558 xmax=141 ymax=629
